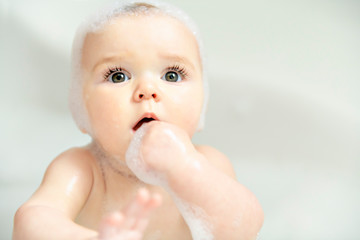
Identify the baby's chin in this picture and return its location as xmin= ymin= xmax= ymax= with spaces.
xmin=88 ymin=126 xmax=134 ymax=152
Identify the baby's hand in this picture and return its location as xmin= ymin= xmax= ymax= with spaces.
xmin=98 ymin=188 xmax=161 ymax=240
xmin=126 ymin=121 xmax=197 ymax=186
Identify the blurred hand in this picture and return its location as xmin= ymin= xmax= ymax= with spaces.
xmin=98 ymin=188 xmax=162 ymax=240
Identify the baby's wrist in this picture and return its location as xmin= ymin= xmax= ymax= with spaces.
xmin=166 ymin=150 xmax=206 ymax=186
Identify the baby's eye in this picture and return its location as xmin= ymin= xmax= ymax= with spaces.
xmin=162 ymin=71 xmax=181 ymax=82
xmin=110 ymin=72 xmax=129 ymax=83
xmin=105 ymin=69 xmax=130 ymax=83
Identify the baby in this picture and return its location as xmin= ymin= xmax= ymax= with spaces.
xmin=13 ymin=1 xmax=263 ymax=240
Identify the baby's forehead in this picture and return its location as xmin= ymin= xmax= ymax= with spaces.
xmin=81 ymin=14 xmax=202 ymax=69
xmin=93 ymin=13 xmax=196 ymax=41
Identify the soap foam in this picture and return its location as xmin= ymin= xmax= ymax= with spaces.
xmin=69 ymin=0 xmax=209 ymax=134
xmin=171 ymin=192 xmax=214 ymax=240
xmin=125 ymin=124 xmax=167 ymax=186
xmin=125 ymin=124 xmax=214 ymax=240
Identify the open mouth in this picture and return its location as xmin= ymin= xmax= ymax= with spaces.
xmin=132 ymin=114 xmax=158 ymax=131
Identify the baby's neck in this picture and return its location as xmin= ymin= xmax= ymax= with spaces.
xmin=88 ymin=140 xmax=149 ymax=210
xmin=88 ymin=140 xmax=143 ymax=184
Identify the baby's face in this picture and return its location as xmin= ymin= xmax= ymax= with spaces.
xmin=80 ymin=14 xmax=204 ymax=158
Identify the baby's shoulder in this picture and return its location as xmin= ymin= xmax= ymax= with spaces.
xmin=195 ymin=145 xmax=237 ymax=179
xmin=45 ymin=146 xmax=97 ymax=182
xmin=23 ymin=147 xmax=99 ymax=215
xmin=51 ymin=146 xmax=95 ymax=168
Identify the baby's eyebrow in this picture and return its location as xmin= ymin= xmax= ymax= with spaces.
xmin=159 ymin=54 xmax=197 ymax=71
xmin=91 ymin=54 xmax=198 ymax=72
xmin=92 ymin=55 xmax=125 ymax=72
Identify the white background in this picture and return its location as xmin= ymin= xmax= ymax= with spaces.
xmin=1 ymin=0 xmax=359 ymax=239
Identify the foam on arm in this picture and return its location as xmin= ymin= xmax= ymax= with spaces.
xmin=126 ymin=126 xmax=263 ymax=240
xmin=166 ymin=148 xmax=263 ymax=240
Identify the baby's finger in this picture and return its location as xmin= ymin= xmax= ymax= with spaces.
xmin=134 ymin=218 xmax=150 ymax=233
xmin=139 ymin=192 xmax=162 ymax=218
xmin=122 ymin=188 xmax=150 ymax=229
xmin=133 ymin=193 xmax=163 ymax=232
xmin=98 ymin=212 xmax=124 ymax=239
xmin=148 ymin=193 xmax=162 ymax=208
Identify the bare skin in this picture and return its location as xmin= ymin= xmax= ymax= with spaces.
xmin=12 ymin=148 xmax=164 ymax=240
xmin=13 ymin=13 xmax=263 ymax=240
xmin=127 ymin=121 xmax=263 ymax=239
xmin=13 ymin=133 xmax=262 ymax=239
xmin=98 ymin=188 xmax=162 ymax=240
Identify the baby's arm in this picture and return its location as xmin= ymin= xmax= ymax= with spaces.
xmin=13 ymin=148 xmax=160 ymax=240
xmin=13 ymin=148 xmax=98 ymax=240
xmin=126 ymin=122 xmax=264 ymax=240
xmin=174 ymin=145 xmax=263 ymax=240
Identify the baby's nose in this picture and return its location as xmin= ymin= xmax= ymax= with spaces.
xmin=137 ymin=92 xmax=158 ymax=100
xmin=133 ymin=82 xmax=160 ymax=102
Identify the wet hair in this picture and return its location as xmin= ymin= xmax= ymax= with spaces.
xmin=69 ymin=0 xmax=208 ymax=134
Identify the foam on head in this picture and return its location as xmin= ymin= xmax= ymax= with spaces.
xmin=69 ymin=0 xmax=209 ymax=135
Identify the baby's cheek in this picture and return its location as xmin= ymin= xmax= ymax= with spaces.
xmin=87 ymin=105 xmax=128 ymax=156
xmin=172 ymin=87 xmax=204 ymax=134
xmin=176 ymin=105 xmax=202 ymax=135
xmin=93 ymin=124 xmax=125 ymax=157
